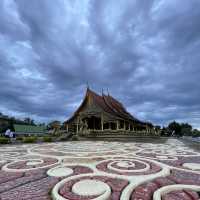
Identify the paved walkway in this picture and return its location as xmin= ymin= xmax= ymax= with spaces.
xmin=0 ymin=139 xmax=200 ymax=200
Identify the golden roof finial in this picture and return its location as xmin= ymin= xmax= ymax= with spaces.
xmin=86 ymin=81 xmax=90 ymax=89
xmin=102 ymin=88 xmax=104 ymax=95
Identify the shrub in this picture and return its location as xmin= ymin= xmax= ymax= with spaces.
xmin=0 ymin=137 xmax=10 ymax=144
xmin=23 ymin=136 xmax=37 ymax=143
xmin=16 ymin=136 xmax=23 ymax=141
xmin=43 ymin=136 xmax=52 ymax=142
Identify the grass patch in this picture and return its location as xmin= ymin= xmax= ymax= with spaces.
xmin=23 ymin=136 xmax=37 ymax=143
xmin=0 ymin=137 xmax=10 ymax=144
xmin=43 ymin=136 xmax=53 ymax=142
xmin=16 ymin=136 xmax=23 ymax=141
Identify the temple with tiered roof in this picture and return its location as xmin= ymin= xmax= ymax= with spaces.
xmin=64 ymin=88 xmax=157 ymax=136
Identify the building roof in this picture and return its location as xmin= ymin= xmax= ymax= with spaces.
xmin=0 ymin=115 xmax=9 ymax=120
xmin=66 ymin=88 xmax=145 ymax=124
xmin=14 ymin=124 xmax=46 ymax=134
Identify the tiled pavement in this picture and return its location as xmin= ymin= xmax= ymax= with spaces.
xmin=0 ymin=139 xmax=200 ymax=200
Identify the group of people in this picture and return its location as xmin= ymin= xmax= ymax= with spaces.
xmin=4 ymin=129 xmax=15 ymax=138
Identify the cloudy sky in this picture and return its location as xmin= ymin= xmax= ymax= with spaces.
xmin=0 ymin=0 xmax=200 ymax=128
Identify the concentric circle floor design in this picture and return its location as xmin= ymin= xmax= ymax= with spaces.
xmin=0 ymin=139 xmax=200 ymax=200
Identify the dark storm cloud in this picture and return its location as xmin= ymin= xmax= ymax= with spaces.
xmin=0 ymin=0 xmax=200 ymax=128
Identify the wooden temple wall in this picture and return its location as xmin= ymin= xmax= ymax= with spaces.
xmin=65 ymin=116 xmax=156 ymax=136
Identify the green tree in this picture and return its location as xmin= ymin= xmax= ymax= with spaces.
xmin=24 ymin=118 xmax=35 ymax=125
xmin=168 ymin=121 xmax=182 ymax=136
xmin=180 ymin=123 xmax=192 ymax=136
xmin=160 ymin=126 xmax=171 ymax=136
xmin=192 ymin=129 xmax=200 ymax=137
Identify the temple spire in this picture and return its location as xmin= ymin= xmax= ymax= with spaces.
xmin=107 ymin=88 xmax=110 ymax=96
xmin=86 ymin=81 xmax=90 ymax=89
xmin=101 ymin=88 xmax=104 ymax=95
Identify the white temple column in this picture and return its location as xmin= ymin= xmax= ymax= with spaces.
xmin=146 ymin=125 xmax=149 ymax=133
xmin=117 ymin=120 xmax=119 ymax=130
xmin=101 ymin=113 xmax=104 ymax=131
xmin=66 ymin=124 xmax=69 ymax=132
xmin=76 ymin=118 xmax=79 ymax=134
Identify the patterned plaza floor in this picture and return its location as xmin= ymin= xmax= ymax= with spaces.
xmin=0 ymin=139 xmax=200 ymax=200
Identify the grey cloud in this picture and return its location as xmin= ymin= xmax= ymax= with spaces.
xmin=0 ymin=0 xmax=200 ymax=128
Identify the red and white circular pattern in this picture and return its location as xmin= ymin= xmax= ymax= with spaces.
xmin=96 ymin=158 xmax=162 ymax=176
xmin=52 ymin=175 xmax=129 ymax=200
xmin=0 ymin=140 xmax=200 ymax=200
xmin=2 ymin=157 xmax=59 ymax=172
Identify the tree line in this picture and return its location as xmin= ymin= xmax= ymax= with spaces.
xmin=0 ymin=112 xmax=63 ymax=134
xmin=160 ymin=121 xmax=200 ymax=137
xmin=0 ymin=112 xmax=41 ymax=133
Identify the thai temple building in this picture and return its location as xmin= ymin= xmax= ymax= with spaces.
xmin=64 ymin=88 xmax=156 ymax=136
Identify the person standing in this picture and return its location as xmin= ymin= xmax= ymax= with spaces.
xmin=5 ymin=129 xmax=11 ymax=138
